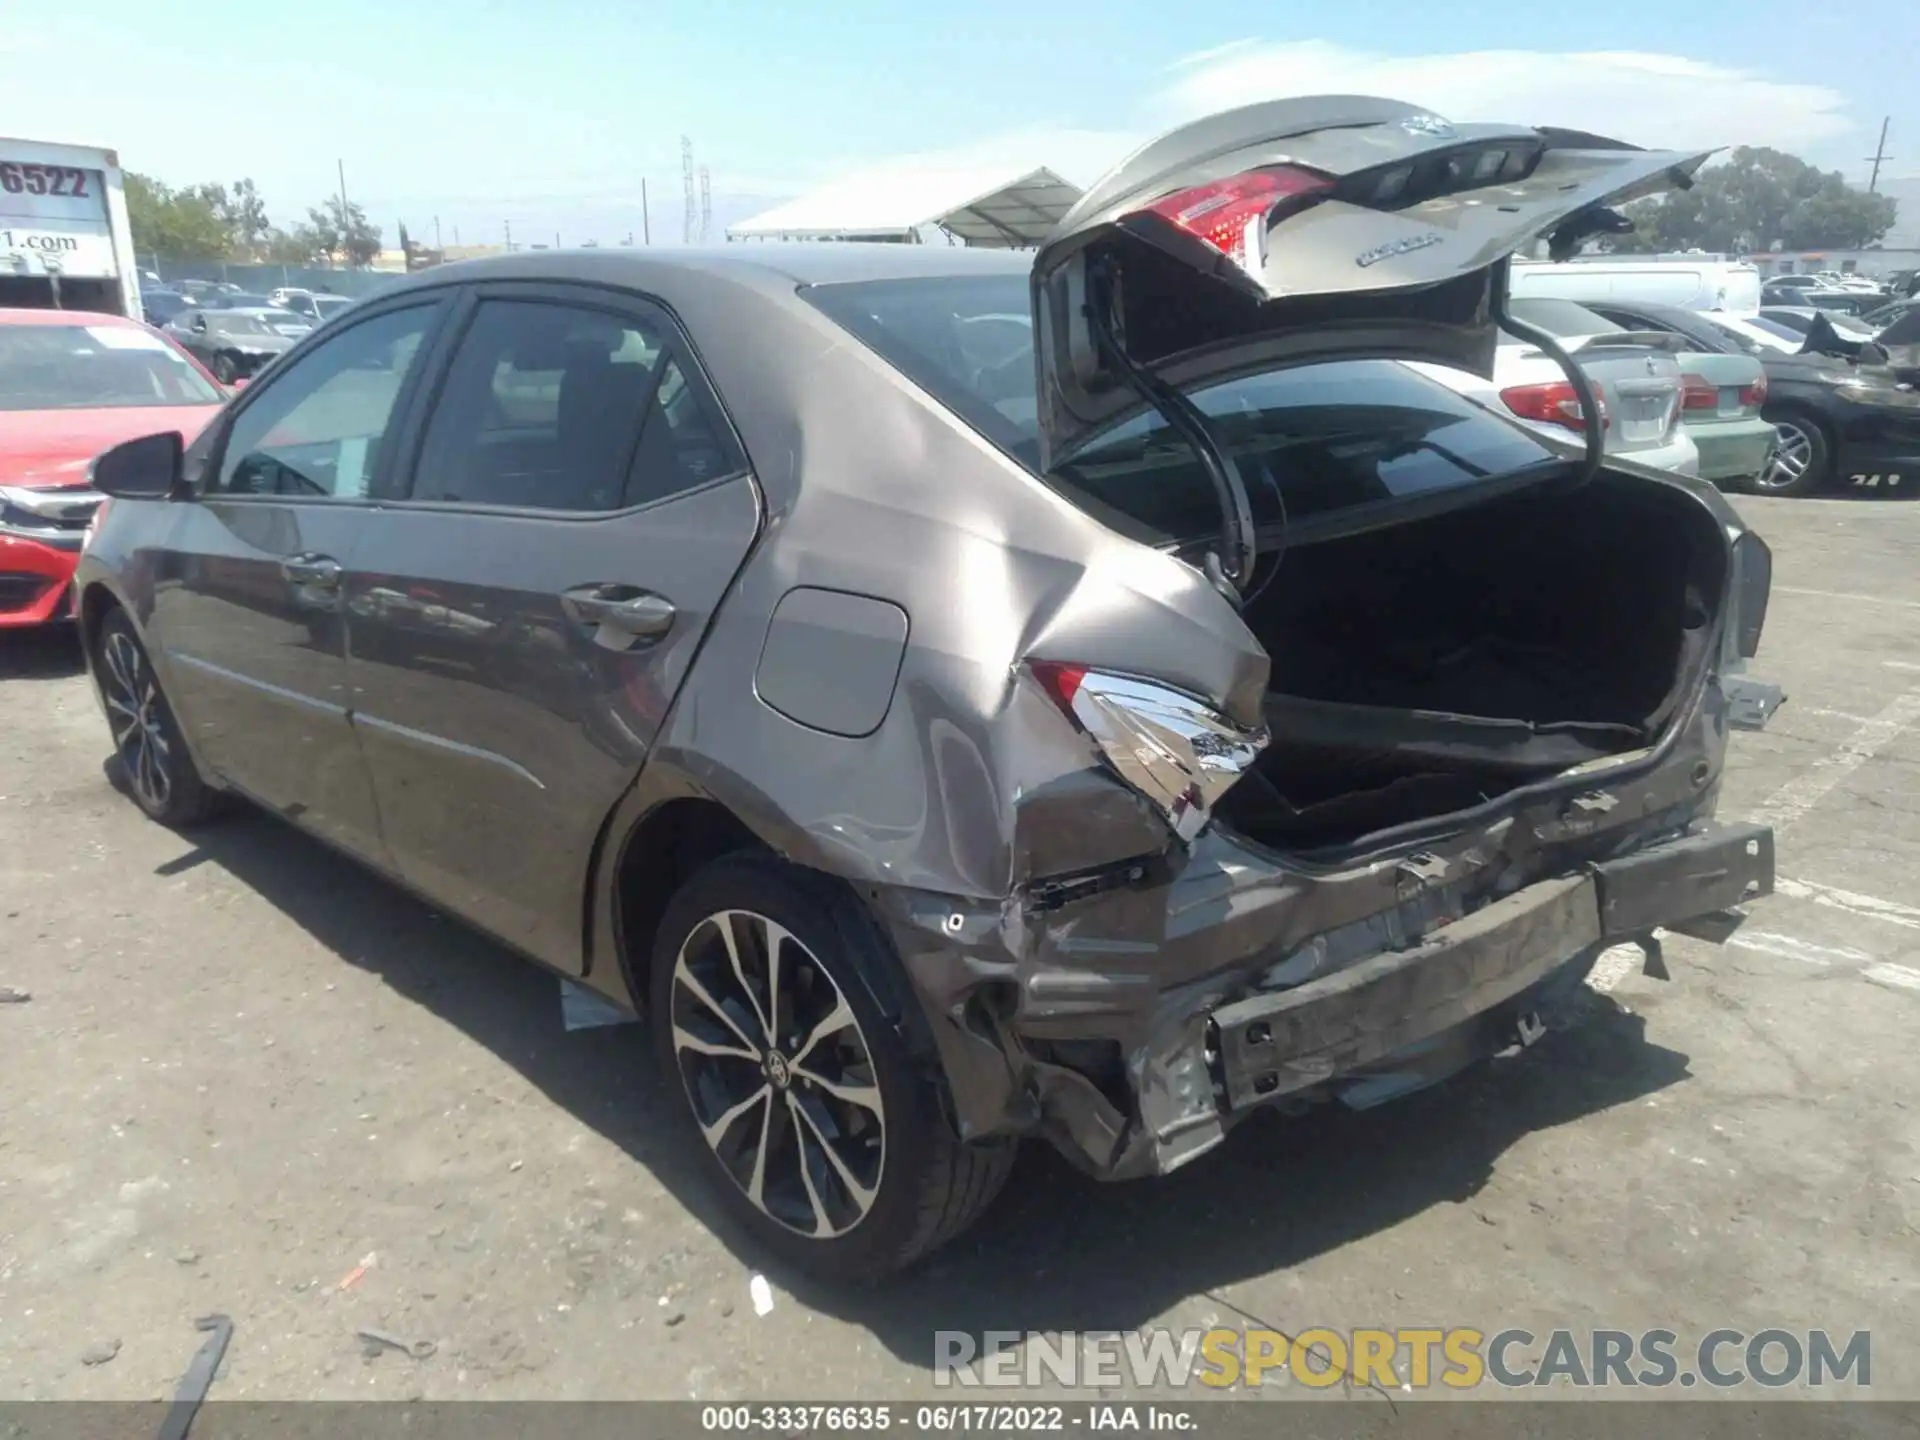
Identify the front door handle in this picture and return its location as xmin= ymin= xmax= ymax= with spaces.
xmin=561 ymin=584 xmax=676 ymax=649
xmin=281 ymin=553 xmax=342 ymax=587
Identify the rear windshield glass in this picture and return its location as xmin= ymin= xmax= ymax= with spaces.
xmin=1503 ymin=298 xmax=1620 ymax=340
xmin=803 ymin=274 xmax=1559 ymax=542
xmin=0 ymin=323 xmax=222 ymax=411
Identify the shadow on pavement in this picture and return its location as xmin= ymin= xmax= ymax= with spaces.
xmin=0 ymin=623 xmax=86 ymax=681
xmin=164 ymin=806 xmax=1691 ymax=1372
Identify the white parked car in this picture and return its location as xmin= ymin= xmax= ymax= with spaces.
xmin=1411 ymin=298 xmax=1699 ymax=476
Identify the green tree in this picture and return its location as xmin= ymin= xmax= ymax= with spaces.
xmin=1616 ymin=147 xmax=1897 ymax=254
xmin=306 ymin=196 xmax=382 ymax=267
xmin=260 ymin=225 xmax=324 ymax=264
xmin=220 ymin=179 xmax=273 ymax=256
xmin=124 ymin=172 xmax=233 ymax=260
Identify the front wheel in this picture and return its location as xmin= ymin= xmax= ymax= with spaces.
xmin=211 ymin=352 xmax=237 ymax=385
xmin=649 ymin=852 xmax=1014 ymax=1283
xmin=1750 ymin=415 xmax=1832 ymax=497
xmin=95 ymin=609 xmax=221 ymax=826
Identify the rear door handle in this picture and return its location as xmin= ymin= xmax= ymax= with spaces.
xmin=281 ymin=553 xmax=342 ymax=587
xmin=561 ymin=584 xmax=676 ymax=649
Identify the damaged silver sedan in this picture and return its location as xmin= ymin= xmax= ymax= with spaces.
xmin=77 ymin=96 xmax=1781 ymax=1282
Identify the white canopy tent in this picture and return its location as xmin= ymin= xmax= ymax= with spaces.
xmin=727 ymin=164 xmax=1083 ymax=247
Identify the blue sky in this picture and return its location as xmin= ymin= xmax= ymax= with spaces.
xmin=3 ymin=0 xmax=1913 ymax=247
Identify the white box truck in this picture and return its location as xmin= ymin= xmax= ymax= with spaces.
xmin=0 ymin=137 xmax=143 ymax=319
xmin=1509 ymin=257 xmax=1762 ymax=316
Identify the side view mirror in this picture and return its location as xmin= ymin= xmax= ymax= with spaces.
xmin=92 ymin=432 xmax=186 ymax=500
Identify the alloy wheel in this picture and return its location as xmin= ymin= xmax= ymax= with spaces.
xmin=1759 ymin=421 xmax=1812 ymax=490
xmin=669 ymin=909 xmax=886 ymax=1239
xmin=101 ymin=629 xmax=173 ymax=812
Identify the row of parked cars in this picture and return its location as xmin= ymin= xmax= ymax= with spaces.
xmin=17 ymin=97 xmax=1798 ymax=1281
xmin=1472 ymin=260 xmax=1920 ymax=497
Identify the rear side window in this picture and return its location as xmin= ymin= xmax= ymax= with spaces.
xmin=409 ymin=298 xmax=741 ymax=512
xmin=805 ymin=274 xmax=1558 ymax=545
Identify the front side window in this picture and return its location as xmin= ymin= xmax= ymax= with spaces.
xmin=0 ymin=321 xmax=223 ymax=411
xmin=410 ymin=298 xmax=741 ymax=512
xmin=210 ymin=304 xmax=437 ymax=500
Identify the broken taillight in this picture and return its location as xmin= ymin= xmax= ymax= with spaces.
xmin=1739 ymin=374 xmax=1768 ymax=408
xmin=1500 ymin=380 xmax=1610 ymax=435
xmin=1138 ymin=167 xmax=1332 ymax=275
xmin=1027 ymin=663 xmax=1268 ymax=844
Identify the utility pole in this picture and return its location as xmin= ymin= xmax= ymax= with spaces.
xmin=434 ymin=215 xmax=442 ymax=249
xmin=1865 ymin=116 xmax=1893 ymax=193
xmin=641 ymin=178 xmax=651 ymax=244
xmin=336 ymin=159 xmax=349 ymax=216
xmin=504 ymin=219 xmax=512 ymax=251
xmin=682 ymin=135 xmax=696 ymax=245
xmin=699 ymin=165 xmax=712 ymax=243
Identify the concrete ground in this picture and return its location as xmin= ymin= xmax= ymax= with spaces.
xmin=1 ymin=493 xmax=1917 ymax=1403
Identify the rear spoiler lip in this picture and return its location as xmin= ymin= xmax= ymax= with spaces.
xmin=1565 ymin=329 xmax=1692 ymax=353
xmin=1509 ymin=331 xmax=1690 ymax=361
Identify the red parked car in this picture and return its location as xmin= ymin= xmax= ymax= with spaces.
xmin=1 ymin=308 xmax=224 ymax=627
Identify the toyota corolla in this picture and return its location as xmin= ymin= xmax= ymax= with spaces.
xmin=73 ymin=97 xmax=1782 ymax=1282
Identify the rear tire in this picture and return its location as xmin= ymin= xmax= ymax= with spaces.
xmin=649 ymin=851 xmax=1014 ymax=1283
xmin=1751 ymin=412 xmax=1832 ymax=497
xmin=94 ymin=609 xmax=221 ymax=827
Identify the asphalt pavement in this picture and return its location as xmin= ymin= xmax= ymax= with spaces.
xmin=1 ymin=493 xmax=1917 ymax=1402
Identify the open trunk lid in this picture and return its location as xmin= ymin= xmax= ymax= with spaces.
xmin=1031 ymin=95 xmax=1713 ymax=472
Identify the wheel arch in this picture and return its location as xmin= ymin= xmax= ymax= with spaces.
xmin=1762 ymin=399 xmax=1838 ymax=455
xmin=77 ymin=579 xmax=124 ymax=656
xmin=589 ymin=763 xmax=808 ymax=1014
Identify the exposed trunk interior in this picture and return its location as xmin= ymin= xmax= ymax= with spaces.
xmin=1217 ymin=474 xmax=1728 ymax=852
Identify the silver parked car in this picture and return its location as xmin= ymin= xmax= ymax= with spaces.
xmin=76 ymin=96 xmax=1782 ymax=1281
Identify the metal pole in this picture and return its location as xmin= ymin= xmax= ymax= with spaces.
xmin=642 ymin=179 xmax=650 ymax=244
xmin=336 ymin=159 xmax=350 ymax=270
xmin=1865 ymin=117 xmax=1892 ymax=193
xmin=434 ymin=216 xmax=442 ymax=248
xmin=504 ymin=219 xmax=512 ymax=251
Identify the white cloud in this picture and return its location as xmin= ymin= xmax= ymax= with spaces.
xmin=1151 ymin=41 xmax=1857 ymax=155
xmin=768 ymin=42 xmax=1863 ymax=232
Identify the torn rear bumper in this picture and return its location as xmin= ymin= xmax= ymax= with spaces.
xmin=1213 ymin=821 xmax=1773 ymax=1109
xmin=880 ymin=796 xmax=1774 ymax=1182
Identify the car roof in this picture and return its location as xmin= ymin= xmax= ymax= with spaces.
xmin=0 ymin=307 xmax=145 ymax=328
xmin=375 ymin=243 xmax=1034 ymax=300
